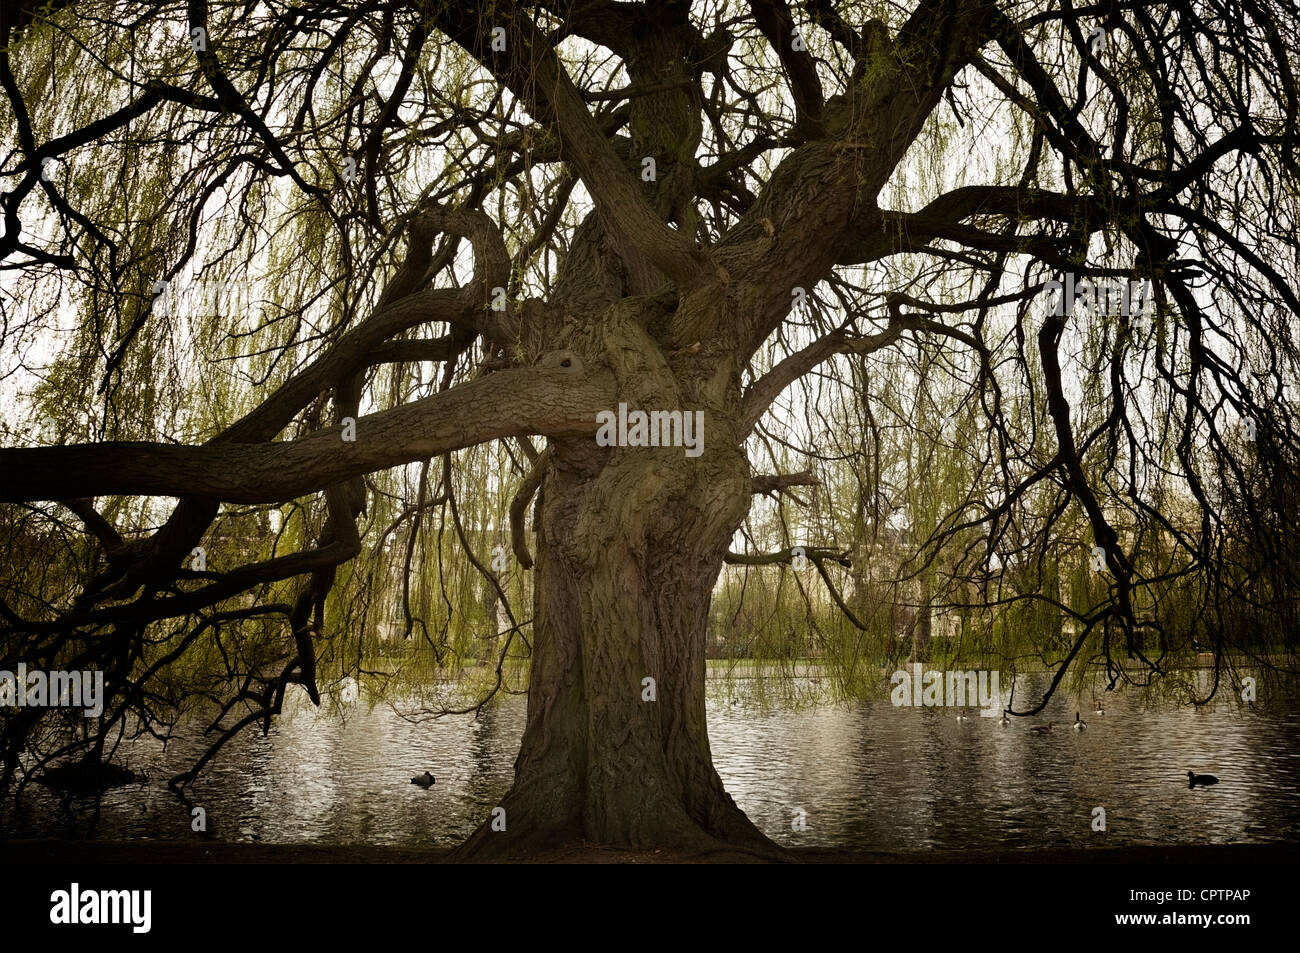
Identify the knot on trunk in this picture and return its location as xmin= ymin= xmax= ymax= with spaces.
xmin=538 ymin=349 xmax=582 ymax=372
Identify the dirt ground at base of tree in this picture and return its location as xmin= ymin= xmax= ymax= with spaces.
xmin=3 ymin=839 xmax=1295 ymax=864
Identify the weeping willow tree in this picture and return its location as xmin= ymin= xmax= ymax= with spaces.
xmin=1 ymin=0 xmax=1298 ymax=858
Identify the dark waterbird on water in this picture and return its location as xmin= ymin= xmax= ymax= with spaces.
xmin=411 ymin=771 xmax=435 ymax=788
xmin=1187 ymin=771 xmax=1219 ymax=788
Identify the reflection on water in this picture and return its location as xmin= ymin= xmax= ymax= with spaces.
xmin=3 ymin=672 xmax=1297 ymax=850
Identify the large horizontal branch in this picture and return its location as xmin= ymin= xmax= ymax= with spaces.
xmin=751 ymin=470 xmax=819 ymax=494
xmin=725 ymin=546 xmax=851 ymax=567
xmin=363 ymin=336 xmax=455 ymax=367
xmin=838 ymin=127 xmax=1263 ymax=266
xmin=838 ymin=185 xmax=1101 ymax=265
xmin=0 ymin=364 xmax=613 ymax=504
xmin=13 ymin=535 xmax=360 ymax=634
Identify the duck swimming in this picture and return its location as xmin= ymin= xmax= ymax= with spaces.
xmin=1029 ymin=722 xmax=1054 ymax=734
xmin=1073 ymin=712 xmax=1087 ymax=730
xmin=999 ymin=710 xmax=1010 ymax=726
xmin=1187 ymin=771 xmax=1219 ymax=788
xmin=411 ymin=771 xmax=436 ymax=788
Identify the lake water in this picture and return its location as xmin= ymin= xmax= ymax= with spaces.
xmin=3 ymin=671 xmax=1297 ymax=850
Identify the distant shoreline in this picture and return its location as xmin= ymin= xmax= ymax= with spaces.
xmin=4 ymin=839 xmax=1295 ymax=864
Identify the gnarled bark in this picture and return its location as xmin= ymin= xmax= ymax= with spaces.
xmin=456 ymin=420 xmax=784 ymax=859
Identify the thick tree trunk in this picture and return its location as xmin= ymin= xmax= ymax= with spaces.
xmin=454 ymin=420 xmax=784 ymax=859
xmin=449 ymin=5 xmax=808 ymax=858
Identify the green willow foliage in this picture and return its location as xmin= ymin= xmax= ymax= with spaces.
xmin=1 ymin=0 xmax=1297 ymax=791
